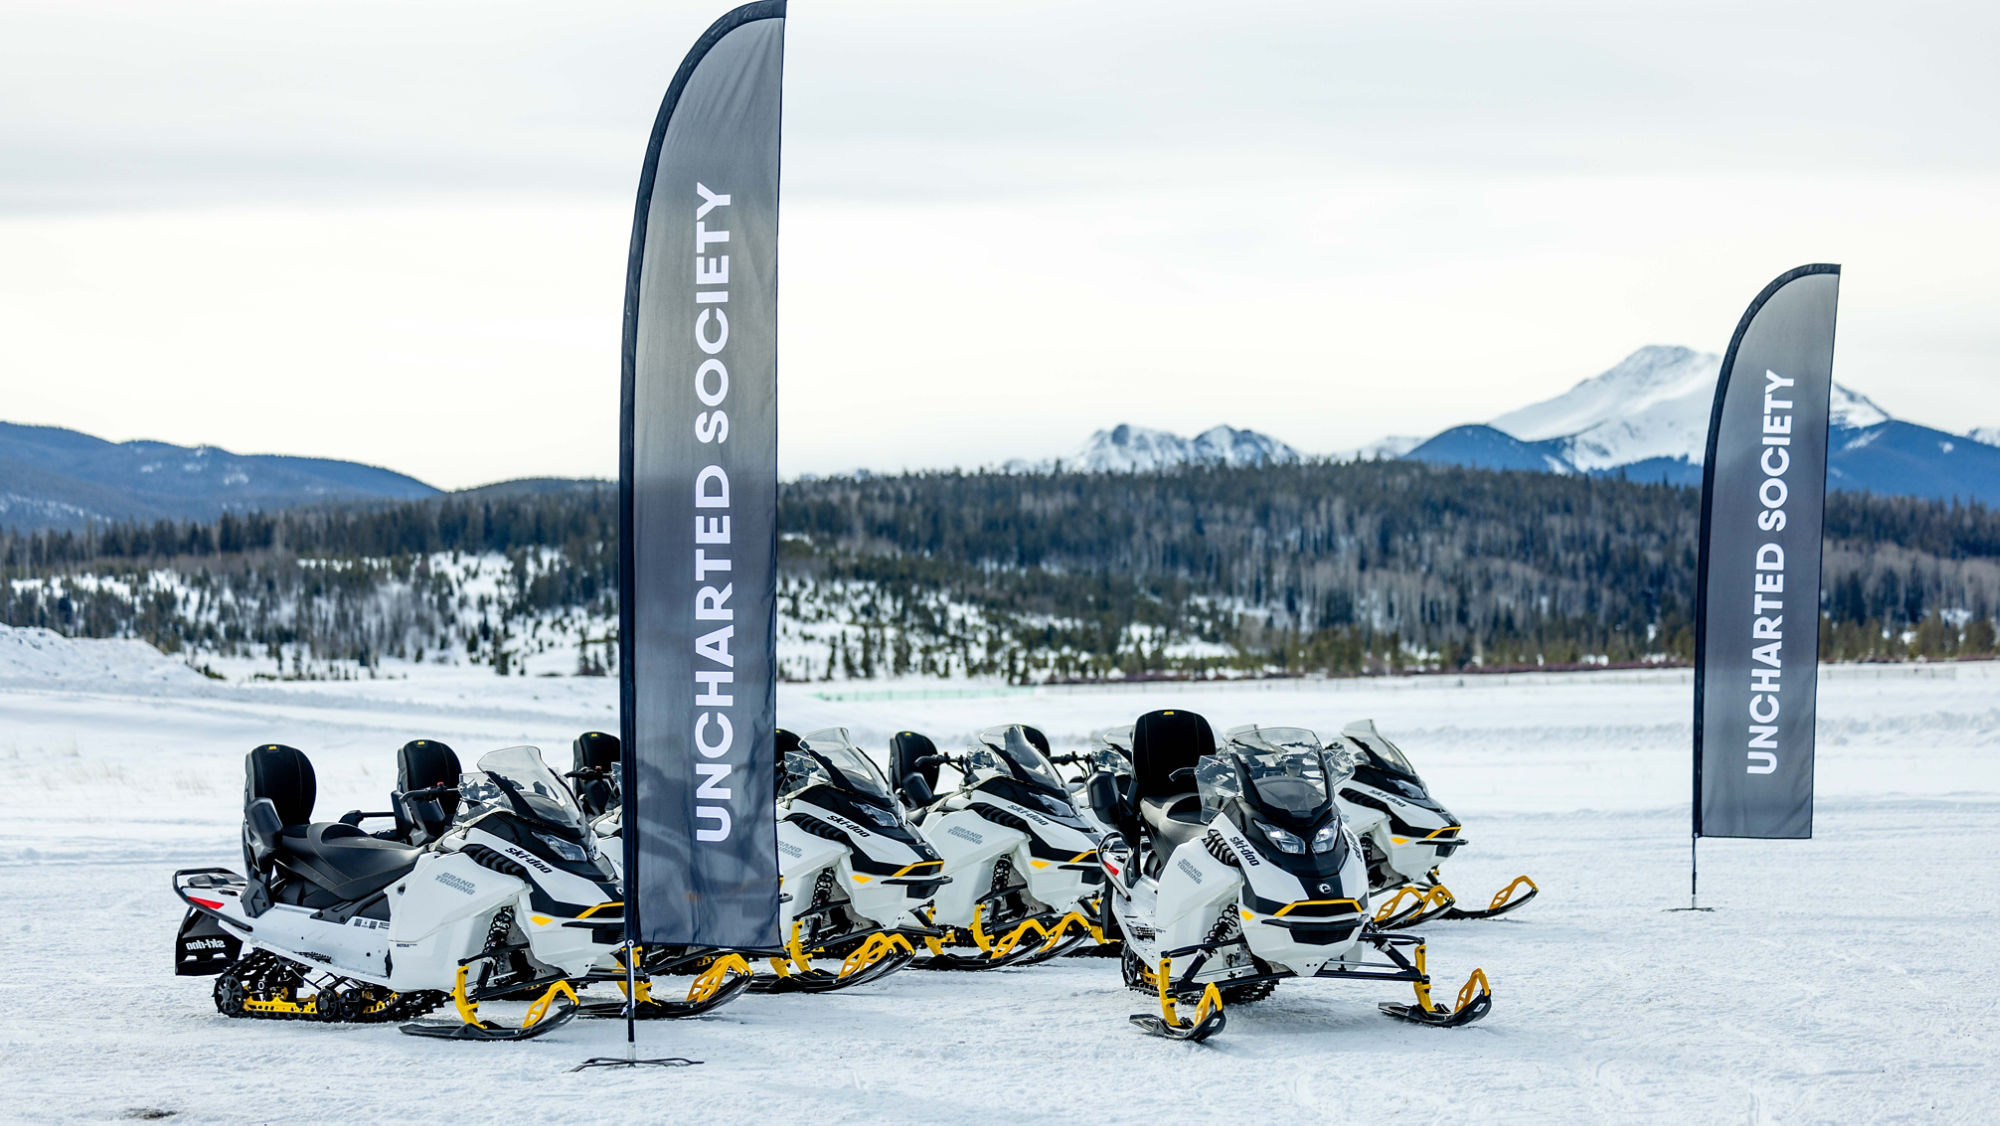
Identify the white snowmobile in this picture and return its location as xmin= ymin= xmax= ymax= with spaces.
xmin=1335 ymin=720 xmax=1538 ymax=928
xmin=1050 ymin=725 xmax=1135 ymax=840
xmin=890 ymin=724 xmax=1109 ymax=968
xmin=730 ymin=727 xmax=948 ymax=991
xmin=174 ymin=742 xmax=622 ymax=1040
xmin=1091 ymin=710 xmax=1493 ymax=1041
xmin=555 ymin=731 xmax=756 ymax=1019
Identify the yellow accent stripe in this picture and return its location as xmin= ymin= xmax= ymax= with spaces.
xmin=890 ymin=860 xmax=944 ymax=877
xmin=575 ymin=900 xmax=624 ymax=920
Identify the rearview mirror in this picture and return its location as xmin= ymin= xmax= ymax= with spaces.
xmin=901 ymin=773 xmax=936 ymax=809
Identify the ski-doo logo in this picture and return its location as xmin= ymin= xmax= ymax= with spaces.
xmin=434 ymin=872 xmax=478 ymax=896
xmin=184 ymin=937 xmax=228 ymax=950
xmin=1176 ymin=858 xmax=1204 ymax=884
xmin=947 ymin=826 xmax=984 ymax=845
xmin=503 ymin=845 xmax=555 ymax=875
xmin=821 ymin=813 xmax=873 ymax=838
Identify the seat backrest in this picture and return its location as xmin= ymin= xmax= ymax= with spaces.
xmin=396 ymin=739 xmax=462 ymax=822
xmin=1131 ymin=709 xmax=1214 ymax=802
xmin=774 ymin=728 xmax=803 ymax=798
xmin=889 ymin=731 xmax=940 ymax=798
xmin=573 ymin=731 xmax=620 ymax=774
xmin=245 ymin=744 xmax=315 ymax=828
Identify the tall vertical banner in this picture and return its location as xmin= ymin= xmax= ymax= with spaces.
xmin=620 ymin=1 xmax=785 ymax=948
xmin=1694 ymin=264 xmax=1840 ymax=841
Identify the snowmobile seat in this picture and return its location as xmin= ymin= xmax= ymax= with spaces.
xmin=774 ymin=728 xmax=803 ymax=799
xmin=392 ymin=739 xmax=462 ymax=843
xmin=569 ymin=731 xmax=621 ymax=819
xmin=1131 ymin=709 xmax=1215 ymax=803
xmin=889 ymin=731 xmax=940 ymax=809
xmin=273 ymin=823 xmax=422 ymax=902
xmin=243 ymin=744 xmax=421 ymax=900
xmin=246 ymin=743 xmax=317 ymax=830
xmin=1139 ymin=794 xmax=1214 ymax=860
xmin=1129 ymin=709 xmax=1216 ymax=862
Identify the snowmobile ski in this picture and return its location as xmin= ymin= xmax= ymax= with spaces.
xmin=1442 ymin=875 xmax=1539 ymax=920
xmin=1371 ymin=883 xmax=1457 ymax=930
xmin=578 ymin=952 xmax=755 ymax=1019
xmin=400 ymin=970 xmax=580 ymax=1041
xmin=1129 ymin=956 xmax=1227 ymax=1042
xmin=1375 ymin=944 xmax=1492 ymax=1028
xmin=754 ymin=931 xmax=917 ymax=993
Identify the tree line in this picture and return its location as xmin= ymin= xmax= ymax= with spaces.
xmin=3 ymin=462 xmax=1995 ymax=679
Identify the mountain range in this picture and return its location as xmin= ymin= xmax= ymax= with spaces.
xmin=4 ymin=346 xmax=1994 ymax=533
xmin=1007 ymin=423 xmax=1303 ymax=474
xmin=1400 ymin=345 xmax=2000 ymax=504
xmin=1021 ymin=346 xmax=1999 ymax=506
xmin=0 ymin=422 xmax=438 ymax=532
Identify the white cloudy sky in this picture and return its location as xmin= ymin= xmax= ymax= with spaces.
xmin=2 ymin=0 xmax=1996 ymax=488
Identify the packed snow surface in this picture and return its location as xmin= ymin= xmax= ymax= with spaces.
xmin=4 ymin=662 xmax=1997 ymax=1122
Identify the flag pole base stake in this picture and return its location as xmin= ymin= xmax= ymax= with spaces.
xmin=570 ymin=1056 xmax=703 ymax=1072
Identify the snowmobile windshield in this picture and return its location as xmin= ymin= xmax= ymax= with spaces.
xmin=1344 ymin=722 xmax=1420 ymax=779
xmin=1091 ymin=724 xmax=1135 ymax=755
xmin=967 ymin=726 xmax=1067 ymax=793
xmin=797 ymin=729 xmax=896 ymax=805
xmin=459 ymin=745 xmax=586 ymax=831
xmin=1203 ymin=742 xmax=1335 ymax=819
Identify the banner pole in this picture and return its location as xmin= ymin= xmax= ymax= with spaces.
xmin=624 ymin=939 xmax=639 ymax=1063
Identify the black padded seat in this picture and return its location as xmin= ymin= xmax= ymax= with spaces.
xmin=397 ymin=739 xmax=462 ymax=820
xmin=774 ymin=728 xmax=803 ymax=799
xmin=1131 ymin=709 xmax=1215 ymax=803
xmin=275 ymin=823 xmax=422 ymax=901
xmin=889 ymin=731 xmax=940 ymax=805
xmin=1140 ymin=794 xmax=1213 ymax=859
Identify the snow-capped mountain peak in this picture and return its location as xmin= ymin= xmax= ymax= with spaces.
xmin=1010 ymin=424 xmax=1300 ymax=474
xmin=1827 ymin=384 xmax=1889 ymax=430
xmin=1490 ymin=345 xmax=1717 ymax=444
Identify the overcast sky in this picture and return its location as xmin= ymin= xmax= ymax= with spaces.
xmin=2 ymin=0 xmax=1996 ymax=488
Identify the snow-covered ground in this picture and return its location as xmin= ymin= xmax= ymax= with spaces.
xmin=3 ymin=636 xmax=1997 ymax=1122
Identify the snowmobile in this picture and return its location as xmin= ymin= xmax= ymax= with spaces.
xmin=173 ymin=742 xmax=623 ymax=1040
xmin=1092 ymin=710 xmax=1492 ymax=1041
xmin=723 ymin=727 xmax=947 ymax=991
xmin=1335 ymin=720 xmax=1538 ymax=928
xmin=889 ymin=725 xmax=1110 ymax=968
xmin=1046 ymin=726 xmax=1137 ymax=958
xmin=556 ymin=731 xmax=757 ymax=1019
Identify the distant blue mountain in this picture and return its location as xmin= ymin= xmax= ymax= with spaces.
xmin=1404 ymin=426 xmax=1575 ymax=475
xmin=0 ymin=422 xmax=439 ymax=532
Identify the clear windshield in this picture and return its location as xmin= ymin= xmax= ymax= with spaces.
xmin=779 ymin=749 xmax=832 ymax=803
xmin=1341 ymin=720 xmax=1418 ymax=778
xmin=458 ymin=745 xmax=585 ymax=830
xmin=1091 ymin=724 xmax=1135 ymax=755
xmin=1206 ymin=728 xmax=1345 ymax=817
xmin=968 ymin=725 xmax=1068 ymax=792
xmin=799 ymin=728 xmax=896 ymax=804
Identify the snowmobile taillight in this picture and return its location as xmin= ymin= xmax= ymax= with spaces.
xmin=189 ymin=896 xmax=224 ymax=910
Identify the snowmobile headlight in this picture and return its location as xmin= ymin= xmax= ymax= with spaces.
xmin=859 ymin=804 xmax=901 ymax=827
xmin=1260 ymin=825 xmax=1307 ymax=855
xmin=1310 ymin=824 xmax=1343 ymax=854
xmin=534 ymin=831 xmax=591 ymax=863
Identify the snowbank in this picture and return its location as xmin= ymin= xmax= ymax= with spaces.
xmin=0 ymin=624 xmax=204 ymax=688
